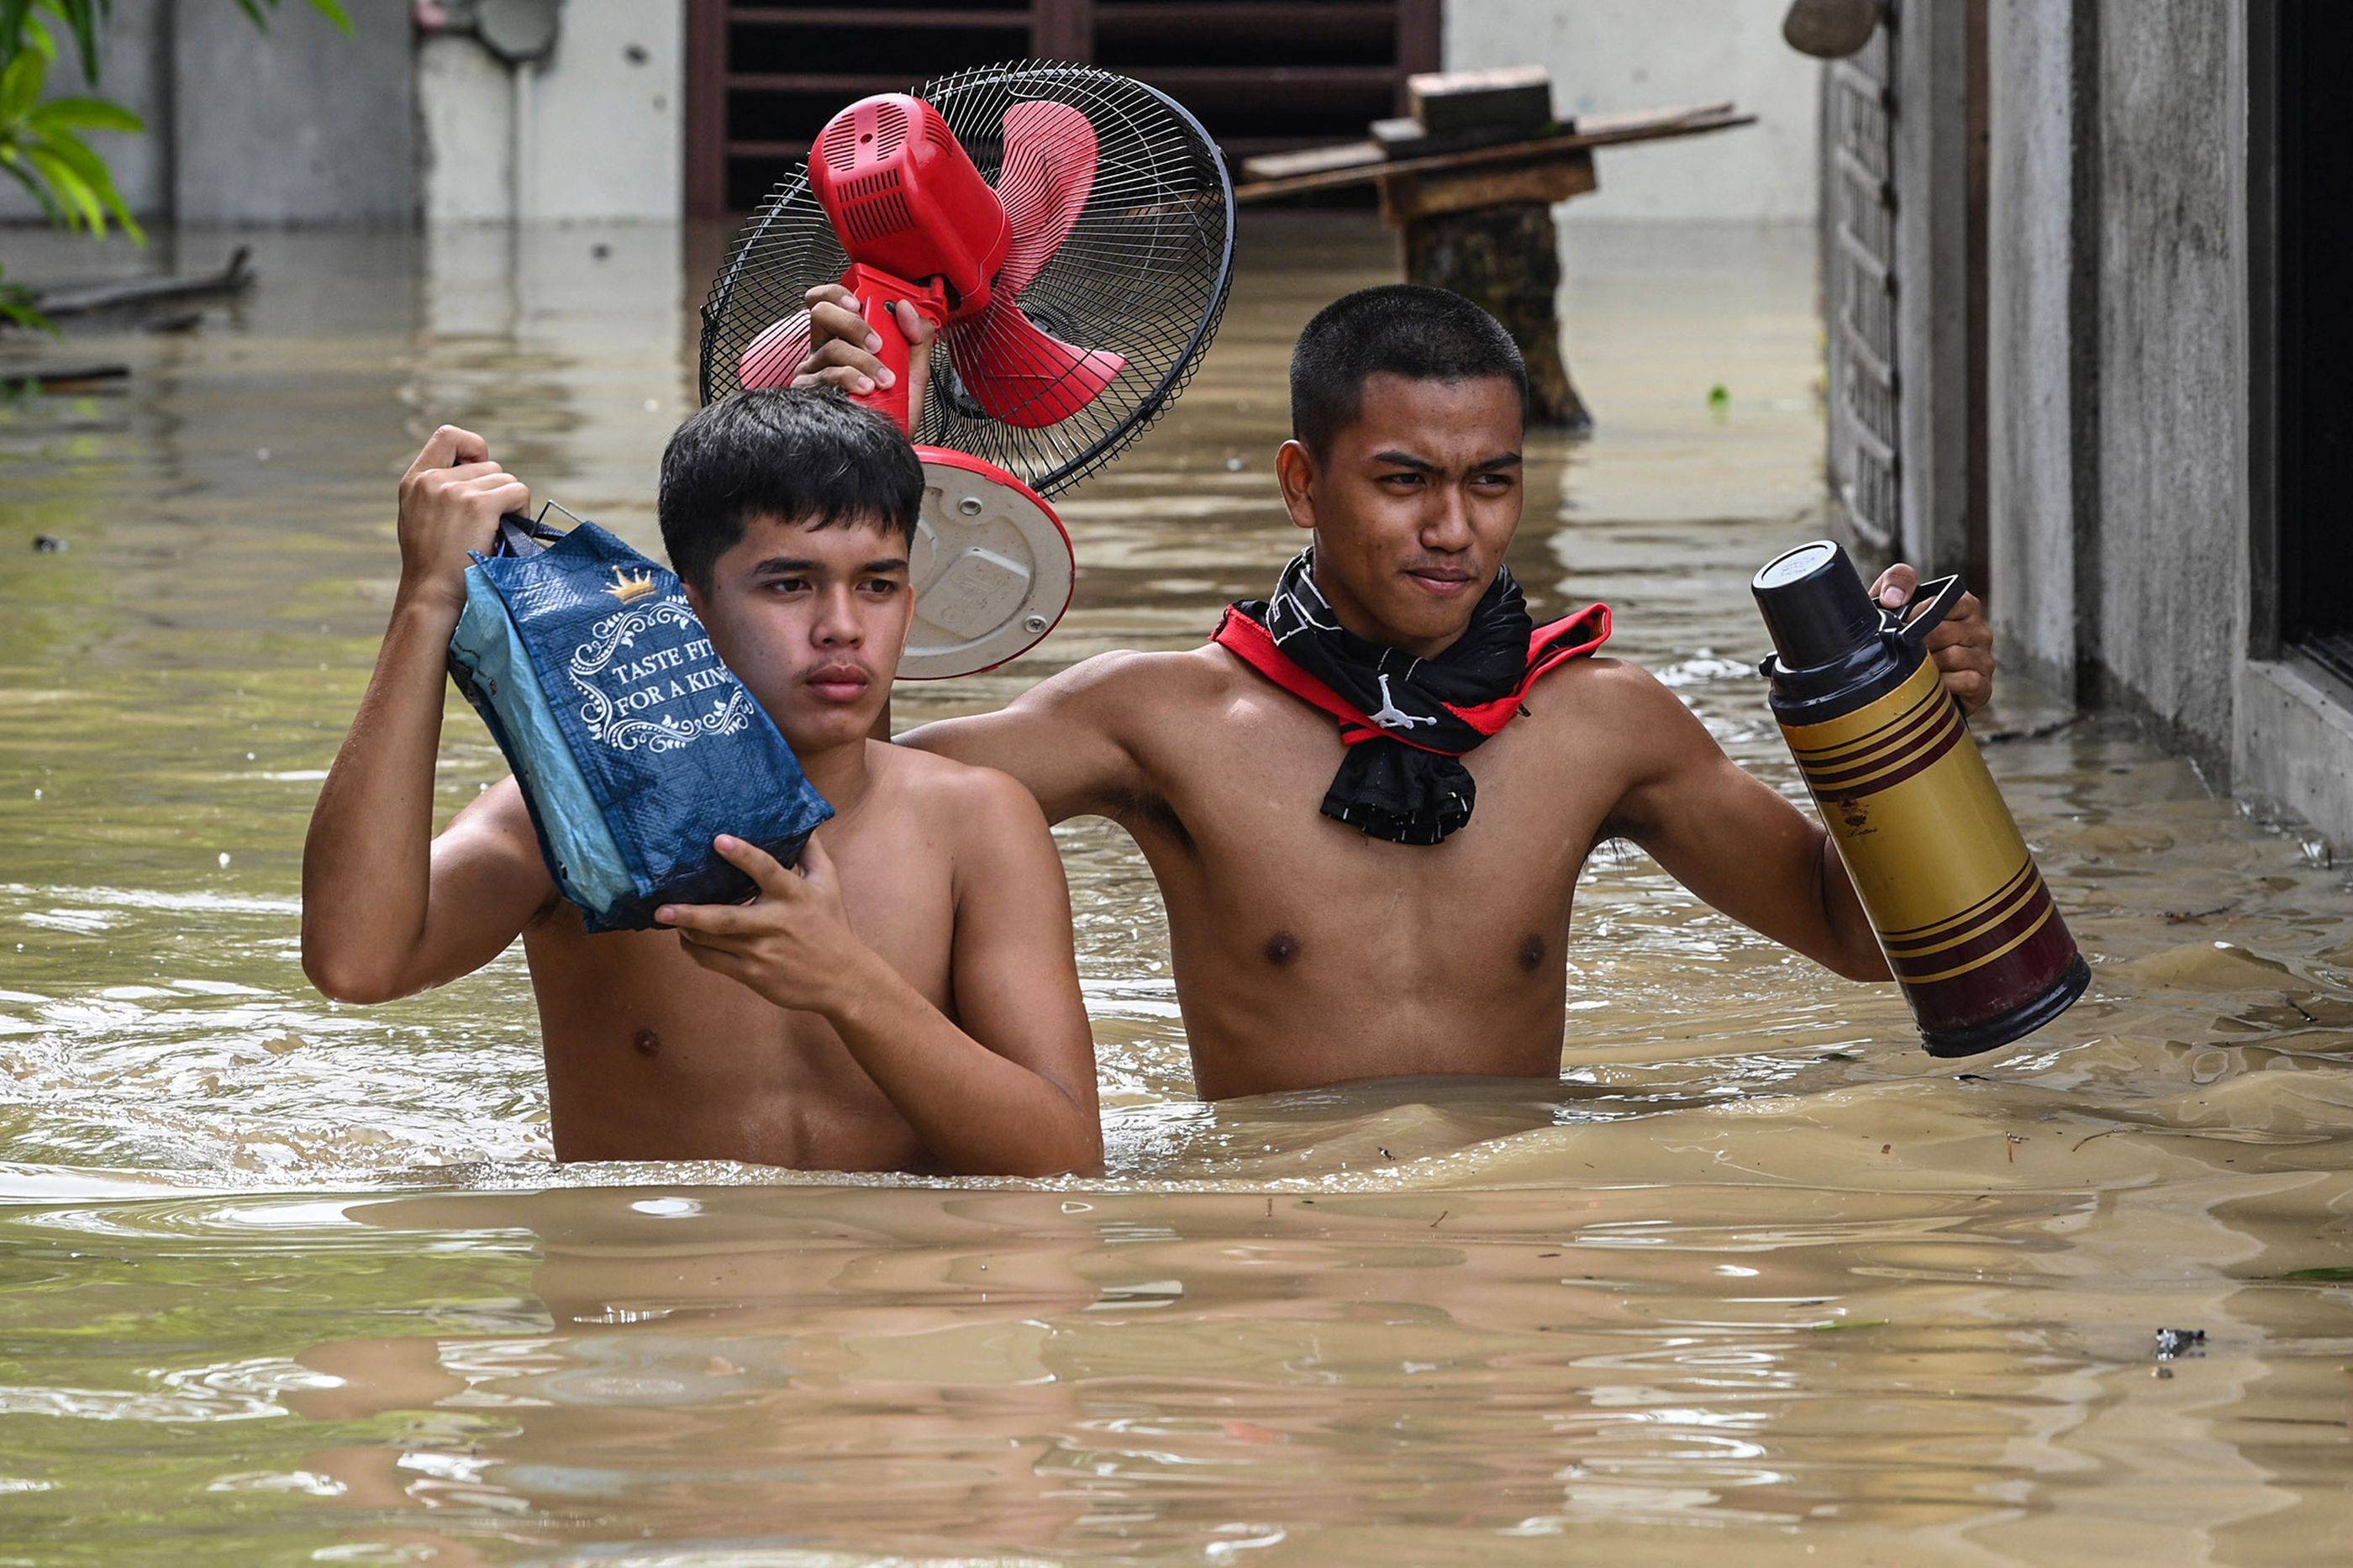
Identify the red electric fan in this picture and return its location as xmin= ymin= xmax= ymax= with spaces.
xmin=700 ymin=61 xmax=1235 ymax=677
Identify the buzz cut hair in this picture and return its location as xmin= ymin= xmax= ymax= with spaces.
xmin=657 ymin=387 xmax=924 ymax=590
xmin=1288 ymin=284 xmax=1529 ymax=456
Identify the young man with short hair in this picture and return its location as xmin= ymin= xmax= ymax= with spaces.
xmin=793 ymin=282 xmax=1998 ymax=1100
xmin=302 ymin=390 xmax=1101 ymax=1175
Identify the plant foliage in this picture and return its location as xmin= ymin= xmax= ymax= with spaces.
xmin=0 ymin=0 xmax=351 ymax=330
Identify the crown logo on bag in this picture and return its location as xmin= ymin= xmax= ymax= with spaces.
xmin=604 ymin=566 xmax=661 ymax=603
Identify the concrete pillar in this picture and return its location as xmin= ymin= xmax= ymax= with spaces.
xmin=1986 ymin=0 xmax=2098 ymax=698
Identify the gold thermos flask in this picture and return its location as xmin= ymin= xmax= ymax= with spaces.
xmin=1753 ymin=541 xmax=2090 ymax=1057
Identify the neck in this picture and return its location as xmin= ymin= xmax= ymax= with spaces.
xmin=794 ymin=732 xmax=875 ymax=818
xmin=1308 ymin=553 xmax=1470 ymax=661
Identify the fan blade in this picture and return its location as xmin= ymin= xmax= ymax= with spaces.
xmin=992 ymin=100 xmax=1097 ymax=297
xmin=737 ymin=311 xmax=813 ymax=391
xmin=948 ymin=301 xmax=1127 ymax=428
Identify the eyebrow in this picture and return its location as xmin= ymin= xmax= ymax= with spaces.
xmin=1370 ymin=450 xmax=1524 ymax=472
xmin=749 ymin=556 xmax=910 ymax=576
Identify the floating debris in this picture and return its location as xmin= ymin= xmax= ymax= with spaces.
xmin=2153 ymin=1327 xmax=2206 ymax=1361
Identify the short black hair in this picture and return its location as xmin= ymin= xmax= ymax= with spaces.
xmin=657 ymin=387 xmax=924 ymax=589
xmin=1289 ymin=284 xmax=1528 ymax=456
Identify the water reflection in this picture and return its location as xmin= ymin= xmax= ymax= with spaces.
xmin=2 ymin=216 xmax=2352 ymax=1559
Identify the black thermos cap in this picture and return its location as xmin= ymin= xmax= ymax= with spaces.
xmin=1752 ymin=539 xmax=1881 ymax=673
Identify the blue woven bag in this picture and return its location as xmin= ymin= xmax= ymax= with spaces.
xmin=446 ymin=510 xmax=833 ymax=932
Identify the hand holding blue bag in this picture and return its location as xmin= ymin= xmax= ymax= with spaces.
xmin=445 ymin=507 xmax=832 ymax=932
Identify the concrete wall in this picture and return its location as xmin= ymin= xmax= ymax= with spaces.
xmin=2 ymin=0 xmax=677 ymax=229
xmin=1986 ymin=0 xmax=2089 ymax=696
xmin=2085 ymin=0 xmax=2246 ymax=770
xmin=0 ymin=0 xmax=171 ymax=224
xmin=418 ymin=1 xmax=684 ymax=225
xmin=1445 ymin=0 xmax=1819 ymax=221
xmin=175 ymin=0 xmax=414 ymax=224
xmin=1979 ymin=0 xmax=2353 ymax=845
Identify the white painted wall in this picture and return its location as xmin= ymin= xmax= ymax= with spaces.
xmin=418 ymin=0 xmax=684 ymax=225
xmin=1445 ymin=0 xmax=1822 ymax=221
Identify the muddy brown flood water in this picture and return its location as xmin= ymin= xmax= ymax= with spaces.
xmin=1 ymin=216 xmax=2350 ymax=1564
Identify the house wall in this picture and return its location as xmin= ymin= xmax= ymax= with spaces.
xmin=418 ymin=2 xmax=686 ymax=225
xmin=1446 ymin=0 xmax=1821 ymax=221
xmin=0 ymin=0 xmax=172 ymax=224
xmin=1985 ymin=0 xmax=2249 ymax=776
xmin=1986 ymin=0 xmax=2090 ymax=697
xmin=1 ymin=0 xmax=678 ymax=228
xmin=2084 ymin=0 xmax=2248 ymax=771
xmin=1982 ymin=0 xmax=2353 ymax=851
xmin=173 ymin=0 xmax=415 ymax=224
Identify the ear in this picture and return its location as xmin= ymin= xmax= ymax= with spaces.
xmin=682 ymin=578 xmax=708 ymax=618
xmin=1274 ymin=439 xmax=1319 ymax=533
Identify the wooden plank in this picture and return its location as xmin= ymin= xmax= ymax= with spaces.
xmin=1395 ymin=0 xmax=1442 ymax=81
xmin=1373 ymin=114 xmax=1576 ymax=160
xmin=727 ymin=5 xmax=1034 ymax=26
xmin=1378 ymin=150 xmax=1595 ymax=222
xmin=1236 ymin=103 xmax=1751 ymax=201
xmin=727 ymin=72 xmax=909 ymax=93
xmin=32 ymin=247 xmax=254 ymax=317
xmin=1092 ymin=3 xmax=1397 ymax=39
xmin=685 ymin=0 xmax=729 ymax=219
xmin=1136 ymin=65 xmax=1402 ymax=93
xmin=1245 ymin=140 xmax=1384 ymax=180
xmin=1033 ymin=0 xmax=1089 ymax=59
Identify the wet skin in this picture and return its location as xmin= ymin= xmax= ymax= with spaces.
xmin=301 ymin=425 xmax=1099 ymax=1174
xmin=793 ymin=287 xmax=1998 ymax=1099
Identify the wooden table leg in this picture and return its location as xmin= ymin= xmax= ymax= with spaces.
xmin=1381 ymin=154 xmax=1598 ymax=431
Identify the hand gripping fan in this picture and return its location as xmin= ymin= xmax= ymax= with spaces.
xmin=699 ymin=60 xmax=1235 ymax=677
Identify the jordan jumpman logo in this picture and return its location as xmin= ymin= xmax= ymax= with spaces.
xmin=1368 ymin=672 xmax=1437 ymax=730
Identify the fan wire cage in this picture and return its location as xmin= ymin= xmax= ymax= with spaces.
xmin=700 ymin=61 xmax=1236 ymax=498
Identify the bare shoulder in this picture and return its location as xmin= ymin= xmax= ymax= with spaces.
xmin=434 ymin=776 xmax=561 ymax=923
xmin=1527 ymin=655 xmax=1715 ymax=770
xmin=442 ymin=774 xmax=542 ymax=850
xmin=1010 ymin=645 xmax=1233 ymax=719
xmin=870 ymin=741 xmax=1053 ymax=846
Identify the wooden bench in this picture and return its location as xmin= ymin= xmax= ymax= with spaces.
xmin=1237 ymin=103 xmax=1756 ymax=429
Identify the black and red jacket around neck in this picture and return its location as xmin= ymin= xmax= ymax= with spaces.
xmin=1211 ymin=550 xmax=1612 ymax=845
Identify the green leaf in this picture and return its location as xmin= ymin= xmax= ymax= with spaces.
xmin=24 ymin=0 xmax=98 ymax=84
xmin=0 ymin=259 xmax=57 ymax=333
xmin=35 ymin=93 xmax=139 ymax=134
xmin=24 ymin=143 xmax=101 ymax=229
xmin=0 ymin=141 xmax=71 ymax=226
xmin=37 ymin=119 xmax=139 ymax=239
xmin=0 ymin=42 xmax=45 ymax=118
xmin=0 ymin=0 xmax=33 ymax=66
xmin=64 ymin=0 xmax=97 ymax=85
xmin=2283 ymin=1266 xmax=2353 ymax=1281
xmin=304 ymin=0 xmax=353 ymax=34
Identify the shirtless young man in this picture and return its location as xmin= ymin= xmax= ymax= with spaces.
xmin=302 ymin=390 xmax=1100 ymax=1175
xmin=794 ymin=284 xmax=1999 ymax=1101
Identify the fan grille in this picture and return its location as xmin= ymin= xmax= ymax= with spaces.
xmin=700 ymin=61 xmax=1236 ymax=498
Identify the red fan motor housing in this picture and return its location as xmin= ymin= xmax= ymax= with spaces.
xmin=809 ymin=94 xmax=1010 ymax=318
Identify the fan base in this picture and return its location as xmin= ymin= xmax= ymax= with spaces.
xmin=899 ymin=446 xmax=1075 ymax=680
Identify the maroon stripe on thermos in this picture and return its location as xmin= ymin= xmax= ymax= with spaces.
xmin=1887 ymin=876 xmax=2056 ymax=983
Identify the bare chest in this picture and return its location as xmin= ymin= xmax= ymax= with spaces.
xmin=514 ymin=826 xmax=955 ymax=1165
xmin=1129 ymin=681 xmax=1618 ymax=966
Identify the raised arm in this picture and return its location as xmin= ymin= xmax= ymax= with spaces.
xmin=1599 ymin=568 xmax=1997 ymax=981
xmin=1597 ymin=662 xmax=1891 ymax=981
xmin=301 ymin=427 xmax=555 ymax=1004
xmin=896 ymin=650 xmax=1158 ymax=825
xmin=657 ymin=773 xmax=1101 ymax=1177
